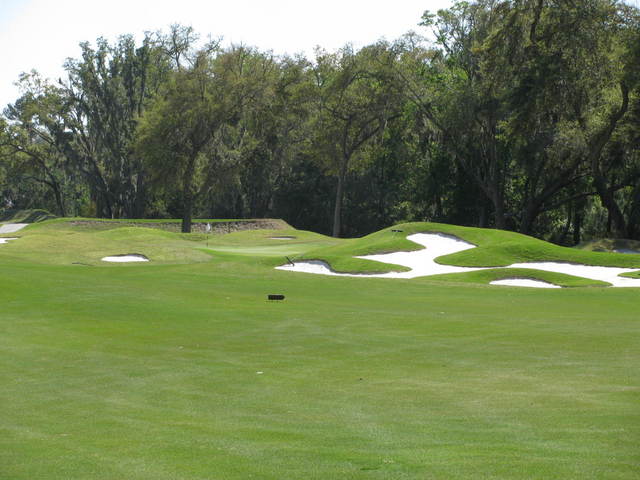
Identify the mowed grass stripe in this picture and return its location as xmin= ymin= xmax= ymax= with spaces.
xmin=1 ymin=253 xmax=639 ymax=479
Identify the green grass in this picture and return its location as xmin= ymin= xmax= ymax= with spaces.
xmin=620 ymin=270 xmax=640 ymax=279
xmin=426 ymin=267 xmax=610 ymax=287
xmin=1 ymin=220 xmax=639 ymax=479
xmin=0 ymin=218 xmax=335 ymax=266
xmin=300 ymin=222 xmax=640 ymax=273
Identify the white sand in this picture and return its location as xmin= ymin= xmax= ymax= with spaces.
xmin=490 ymin=278 xmax=561 ymax=288
xmin=277 ymin=259 xmax=348 ymax=275
xmin=276 ymin=233 xmax=485 ymax=278
xmin=355 ymin=233 xmax=483 ymax=278
xmin=507 ymin=261 xmax=639 ymax=287
xmin=277 ymin=232 xmax=640 ymax=288
xmin=0 ymin=223 xmax=28 ymax=234
xmin=269 ymin=237 xmax=296 ymax=240
xmin=101 ymin=254 xmax=149 ymax=263
xmin=0 ymin=237 xmax=18 ymax=244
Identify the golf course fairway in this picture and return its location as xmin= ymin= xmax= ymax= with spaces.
xmin=1 ymin=219 xmax=638 ymax=479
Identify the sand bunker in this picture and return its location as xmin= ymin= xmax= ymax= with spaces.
xmin=507 ymin=261 xmax=639 ymax=287
xmin=277 ymin=233 xmax=640 ymax=288
xmin=0 ymin=223 xmax=28 ymax=234
xmin=277 ymin=233 xmax=480 ymax=279
xmin=101 ymin=254 xmax=149 ymax=263
xmin=0 ymin=237 xmax=17 ymax=244
xmin=277 ymin=233 xmax=490 ymax=279
xmin=269 ymin=236 xmax=296 ymax=240
xmin=490 ymin=278 xmax=561 ymax=288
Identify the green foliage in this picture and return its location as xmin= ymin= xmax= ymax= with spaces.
xmin=310 ymin=42 xmax=406 ymax=236
xmin=2 ymin=3 xmax=640 ymax=242
xmin=0 ymin=208 xmax=56 ymax=223
xmin=63 ymin=34 xmax=169 ymax=218
xmin=136 ymin=45 xmax=284 ymax=232
xmin=0 ymin=72 xmax=77 ymax=216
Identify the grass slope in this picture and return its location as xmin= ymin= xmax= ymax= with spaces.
xmin=427 ymin=267 xmax=610 ymax=287
xmin=1 ymin=245 xmax=639 ymax=479
xmin=300 ymin=222 xmax=640 ymax=275
xmin=620 ymin=270 xmax=640 ymax=279
xmin=0 ymin=218 xmax=335 ymax=266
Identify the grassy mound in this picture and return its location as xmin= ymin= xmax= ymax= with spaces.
xmin=299 ymin=222 xmax=640 ymax=273
xmin=426 ymin=268 xmax=610 ymax=288
xmin=4 ymin=219 xmax=639 ymax=288
xmin=620 ymin=270 xmax=640 ymax=279
xmin=0 ymin=219 xmax=336 ymax=266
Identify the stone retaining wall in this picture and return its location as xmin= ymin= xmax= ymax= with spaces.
xmin=68 ymin=219 xmax=290 ymax=234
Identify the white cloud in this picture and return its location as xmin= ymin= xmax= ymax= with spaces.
xmin=0 ymin=0 xmax=453 ymax=108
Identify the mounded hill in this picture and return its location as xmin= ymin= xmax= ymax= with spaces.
xmin=297 ymin=222 xmax=640 ymax=273
xmin=3 ymin=218 xmax=640 ymax=287
xmin=0 ymin=217 xmax=335 ymax=266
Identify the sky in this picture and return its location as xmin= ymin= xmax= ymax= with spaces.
xmin=0 ymin=0 xmax=454 ymax=109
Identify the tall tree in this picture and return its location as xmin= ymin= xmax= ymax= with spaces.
xmin=418 ymin=1 xmax=513 ymax=229
xmin=312 ymin=43 xmax=403 ymax=237
xmin=137 ymin=46 xmax=272 ymax=232
xmin=62 ymin=33 xmax=169 ymax=218
xmin=1 ymin=72 xmax=72 ymax=216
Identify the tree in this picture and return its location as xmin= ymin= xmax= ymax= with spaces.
xmin=235 ymin=55 xmax=313 ymax=218
xmin=417 ymin=1 xmax=513 ymax=229
xmin=62 ymin=33 xmax=169 ymax=218
xmin=312 ymin=43 xmax=403 ymax=237
xmin=1 ymin=72 xmax=72 ymax=216
xmin=136 ymin=46 xmax=271 ymax=232
xmin=494 ymin=0 xmax=640 ymax=237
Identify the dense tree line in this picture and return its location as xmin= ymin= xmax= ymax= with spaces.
xmin=1 ymin=1 xmax=639 ymax=242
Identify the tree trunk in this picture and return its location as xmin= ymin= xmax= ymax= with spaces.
xmin=520 ymin=202 xmax=539 ymax=235
xmin=478 ymin=201 xmax=487 ymax=228
xmin=182 ymin=193 xmax=194 ymax=233
xmin=52 ymin=182 xmax=66 ymax=217
xmin=96 ymin=193 xmax=113 ymax=219
xmin=44 ymin=170 xmax=66 ymax=217
xmin=134 ymin=169 xmax=146 ymax=218
xmin=588 ymin=82 xmax=630 ymax=238
xmin=573 ymin=208 xmax=582 ymax=246
xmin=626 ymin=182 xmax=640 ymax=240
xmin=491 ymin=188 xmax=506 ymax=230
xmin=593 ymin=175 xmax=627 ymax=238
xmin=181 ymin=157 xmax=197 ymax=234
xmin=332 ymin=167 xmax=347 ymax=238
xmin=557 ymin=204 xmax=572 ymax=246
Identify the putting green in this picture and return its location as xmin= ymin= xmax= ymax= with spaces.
xmin=1 ymin=220 xmax=639 ymax=479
